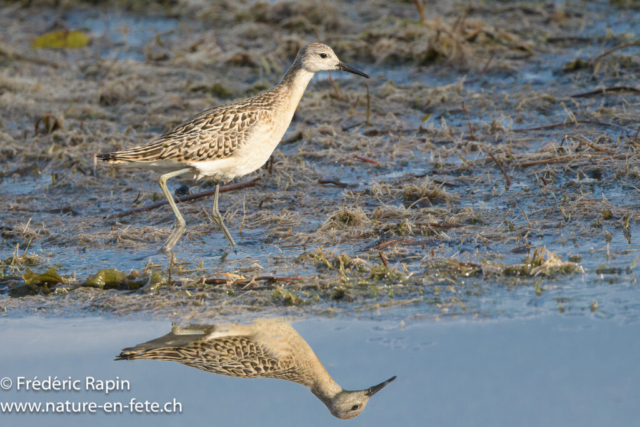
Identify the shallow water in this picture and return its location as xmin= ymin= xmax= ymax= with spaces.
xmin=65 ymin=10 xmax=179 ymax=61
xmin=0 ymin=315 xmax=638 ymax=426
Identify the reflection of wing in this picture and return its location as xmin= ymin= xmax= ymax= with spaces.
xmin=176 ymin=336 xmax=295 ymax=378
xmin=116 ymin=322 xmax=314 ymax=386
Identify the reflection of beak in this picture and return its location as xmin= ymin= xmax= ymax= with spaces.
xmin=365 ymin=376 xmax=396 ymax=397
xmin=336 ymin=61 xmax=370 ymax=78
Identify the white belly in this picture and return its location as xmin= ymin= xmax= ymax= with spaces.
xmin=187 ymin=122 xmax=288 ymax=182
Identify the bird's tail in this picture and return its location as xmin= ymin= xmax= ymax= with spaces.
xmin=97 ymin=141 xmax=165 ymax=164
xmin=115 ymin=324 xmax=214 ymax=361
xmin=115 ymin=347 xmax=188 ymax=362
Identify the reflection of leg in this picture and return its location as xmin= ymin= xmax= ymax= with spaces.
xmin=158 ymin=168 xmax=191 ymax=253
xmin=212 ymin=182 xmax=236 ymax=246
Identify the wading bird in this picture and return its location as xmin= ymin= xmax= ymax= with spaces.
xmin=98 ymin=43 xmax=369 ymax=253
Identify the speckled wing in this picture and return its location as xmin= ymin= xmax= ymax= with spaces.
xmin=155 ymin=106 xmax=261 ymax=162
xmin=117 ymin=335 xmax=301 ymax=382
xmin=180 ymin=336 xmax=298 ymax=379
xmin=98 ymin=105 xmax=261 ymax=164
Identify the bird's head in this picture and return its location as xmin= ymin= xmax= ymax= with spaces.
xmin=297 ymin=43 xmax=369 ymax=78
xmin=324 ymin=376 xmax=396 ymax=420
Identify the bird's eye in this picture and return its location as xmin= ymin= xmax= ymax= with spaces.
xmin=351 ymin=405 xmax=359 ymax=411
xmin=319 ymin=53 xmax=328 ymax=59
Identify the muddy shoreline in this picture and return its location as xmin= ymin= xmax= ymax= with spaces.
xmin=1 ymin=0 xmax=639 ymax=321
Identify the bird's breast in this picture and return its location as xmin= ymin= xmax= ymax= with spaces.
xmin=187 ymin=121 xmax=285 ymax=181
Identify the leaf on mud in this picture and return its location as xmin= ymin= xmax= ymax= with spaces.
xmin=32 ymin=31 xmax=90 ymax=49
xmin=84 ymin=269 xmax=127 ymax=289
xmin=22 ymin=267 xmax=63 ymax=286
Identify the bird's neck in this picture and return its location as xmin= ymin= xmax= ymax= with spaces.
xmin=278 ymin=65 xmax=315 ymax=109
xmin=311 ymin=374 xmax=343 ymax=404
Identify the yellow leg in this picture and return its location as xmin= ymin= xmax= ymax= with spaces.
xmin=212 ymin=183 xmax=236 ymax=246
xmin=158 ymin=169 xmax=191 ymax=253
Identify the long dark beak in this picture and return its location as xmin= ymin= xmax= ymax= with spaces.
xmin=336 ymin=62 xmax=369 ymax=78
xmin=364 ymin=376 xmax=396 ymax=397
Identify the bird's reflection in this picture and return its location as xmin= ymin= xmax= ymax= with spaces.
xmin=116 ymin=319 xmax=395 ymax=419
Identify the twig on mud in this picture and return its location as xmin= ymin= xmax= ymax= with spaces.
xmin=570 ymin=86 xmax=640 ymax=98
xmin=513 ymin=200 xmax=532 ymax=229
xmin=318 ymin=179 xmax=357 ymax=188
xmin=634 ymin=125 xmax=640 ymax=144
xmin=592 ymin=41 xmax=640 ymax=63
xmin=354 ymin=155 xmax=382 ymax=165
xmin=565 ymin=135 xmax=617 ymax=155
xmin=461 ymin=101 xmax=476 ymax=140
xmin=104 ymin=178 xmax=261 ymax=220
xmin=379 ymin=250 xmax=389 ymax=268
xmin=487 ymin=152 xmax=511 ymax=187
xmin=204 ymin=275 xmax=311 ymax=286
